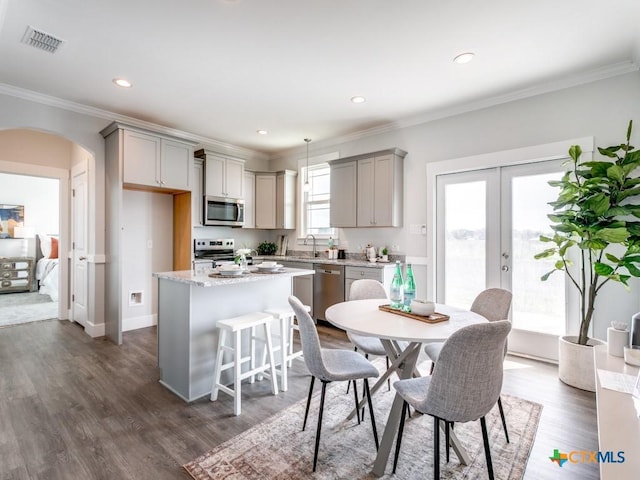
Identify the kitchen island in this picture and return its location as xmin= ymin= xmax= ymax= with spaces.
xmin=153 ymin=266 xmax=314 ymax=402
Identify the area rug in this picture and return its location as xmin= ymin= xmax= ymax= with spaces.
xmin=0 ymin=292 xmax=58 ymax=327
xmin=184 ymin=376 xmax=542 ymax=479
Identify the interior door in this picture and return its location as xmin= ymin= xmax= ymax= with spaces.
xmin=71 ymin=163 xmax=88 ymax=328
xmin=435 ymin=160 xmax=565 ymax=360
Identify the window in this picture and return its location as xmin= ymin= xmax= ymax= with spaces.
xmin=300 ymin=163 xmax=336 ymax=239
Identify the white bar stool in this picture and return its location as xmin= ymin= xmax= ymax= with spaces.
xmin=264 ymin=304 xmax=310 ymax=392
xmin=210 ymin=311 xmax=279 ymax=415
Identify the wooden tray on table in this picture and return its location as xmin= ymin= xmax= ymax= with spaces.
xmin=378 ymin=304 xmax=450 ymax=324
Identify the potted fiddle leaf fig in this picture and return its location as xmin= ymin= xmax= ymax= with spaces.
xmin=535 ymin=120 xmax=640 ymax=390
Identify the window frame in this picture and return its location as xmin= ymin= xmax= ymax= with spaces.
xmin=297 ymin=151 xmax=339 ymax=244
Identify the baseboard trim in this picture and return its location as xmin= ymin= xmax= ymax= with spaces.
xmin=83 ymin=319 xmax=105 ymax=338
xmin=123 ymin=314 xmax=157 ymax=332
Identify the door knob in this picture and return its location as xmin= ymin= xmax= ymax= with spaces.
xmin=501 ymin=265 xmax=509 ymax=272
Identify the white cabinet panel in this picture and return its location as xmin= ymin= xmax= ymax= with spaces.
xmin=123 ymin=130 xmax=160 ymax=187
xmin=330 ymin=148 xmax=406 ymax=228
xmin=276 ymin=170 xmax=296 ymax=229
xmin=330 ymin=160 xmax=357 ymax=227
xmin=192 ymin=159 xmax=204 ymax=226
xmin=122 ymin=129 xmax=193 ymax=191
xmin=243 ymin=171 xmax=255 ymax=228
xmin=255 ymin=173 xmax=276 ymax=229
xmin=200 ymin=151 xmax=245 ymax=199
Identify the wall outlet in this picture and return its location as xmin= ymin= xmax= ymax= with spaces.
xmin=147 ymin=240 xmax=153 ymax=249
xmin=129 ymin=291 xmax=143 ymax=306
xmin=391 ymin=245 xmax=400 ymax=252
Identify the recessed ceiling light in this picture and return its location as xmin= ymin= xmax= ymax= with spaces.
xmin=113 ymin=78 xmax=132 ymax=88
xmin=257 ymin=129 xmax=268 ymax=135
xmin=453 ymin=52 xmax=475 ymax=64
xmin=351 ymin=96 xmax=366 ymax=104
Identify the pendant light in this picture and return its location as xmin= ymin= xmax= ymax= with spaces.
xmin=303 ymin=138 xmax=312 ymax=192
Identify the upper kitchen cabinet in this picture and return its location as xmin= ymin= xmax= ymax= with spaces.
xmin=329 ymin=160 xmax=357 ymax=227
xmin=243 ymin=171 xmax=256 ymax=229
xmin=192 ymin=158 xmax=204 ymax=227
xmin=254 ymin=170 xmax=297 ymax=229
xmin=101 ymin=123 xmax=195 ymax=192
xmin=276 ymin=170 xmax=297 ymax=229
xmin=329 ymin=148 xmax=406 ymax=228
xmin=195 ymin=149 xmax=245 ymax=199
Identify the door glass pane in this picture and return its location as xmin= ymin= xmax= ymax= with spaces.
xmin=511 ymin=172 xmax=565 ymax=335
xmin=444 ymin=181 xmax=486 ymax=308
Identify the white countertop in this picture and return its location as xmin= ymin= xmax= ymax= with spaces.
xmin=255 ymin=255 xmax=396 ymax=269
xmin=153 ymin=266 xmax=315 ymax=287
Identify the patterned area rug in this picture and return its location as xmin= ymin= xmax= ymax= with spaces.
xmin=0 ymin=292 xmax=58 ymax=328
xmin=184 ymin=376 xmax=542 ymax=479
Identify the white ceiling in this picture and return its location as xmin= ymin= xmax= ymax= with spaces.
xmin=0 ymin=0 xmax=639 ymax=155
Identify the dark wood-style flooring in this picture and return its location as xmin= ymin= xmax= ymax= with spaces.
xmin=0 ymin=319 xmax=598 ymax=479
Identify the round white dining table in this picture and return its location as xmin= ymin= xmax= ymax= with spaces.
xmin=325 ymin=298 xmax=487 ymax=477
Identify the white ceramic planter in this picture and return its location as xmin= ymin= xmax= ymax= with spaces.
xmin=558 ymin=335 xmax=606 ymax=392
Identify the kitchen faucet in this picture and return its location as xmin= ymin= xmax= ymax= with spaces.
xmin=304 ymin=234 xmax=318 ymax=257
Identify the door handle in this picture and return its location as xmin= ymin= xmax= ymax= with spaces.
xmin=501 ymin=265 xmax=509 ymax=272
xmin=79 ymin=256 xmax=87 ymax=261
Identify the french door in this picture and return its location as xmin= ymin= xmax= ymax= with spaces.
xmin=435 ymin=160 xmax=566 ymax=360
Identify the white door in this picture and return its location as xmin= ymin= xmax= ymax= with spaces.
xmin=435 ymin=160 xmax=565 ymax=360
xmin=71 ymin=163 xmax=88 ymax=328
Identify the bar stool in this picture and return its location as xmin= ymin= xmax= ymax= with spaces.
xmin=263 ymin=304 xmax=310 ymax=392
xmin=210 ymin=311 xmax=279 ymax=415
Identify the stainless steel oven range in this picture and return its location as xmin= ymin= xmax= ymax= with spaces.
xmin=193 ymin=238 xmax=253 ymax=268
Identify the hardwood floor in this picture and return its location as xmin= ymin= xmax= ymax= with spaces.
xmin=0 ymin=319 xmax=598 ymax=479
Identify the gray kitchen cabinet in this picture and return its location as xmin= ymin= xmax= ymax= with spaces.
xmin=329 ymin=160 xmax=357 ymax=227
xmin=110 ymin=127 xmax=194 ymax=191
xmin=243 ymin=171 xmax=256 ymax=228
xmin=329 ymin=148 xmax=406 ymax=228
xmin=276 ymin=170 xmax=297 ymax=229
xmin=344 ymin=264 xmax=395 ymax=300
xmin=192 ymin=158 xmax=204 ymax=227
xmin=255 ymin=173 xmax=276 ymax=229
xmin=254 ymin=170 xmax=297 ymax=229
xmin=196 ymin=149 xmax=245 ymax=199
xmin=279 ymin=260 xmax=314 ymax=316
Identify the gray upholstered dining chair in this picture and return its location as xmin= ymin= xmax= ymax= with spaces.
xmin=346 ymin=279 xmax=391 ymax=393
xmin=424 ymin=288 xmax=512 ymax=442
xmin=288 ymin=295 xmax=380 ymax=472
xmin=393 ymin=320 xmax=512 ymax=480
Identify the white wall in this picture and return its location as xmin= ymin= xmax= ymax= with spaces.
xmin=0 ymin=173 xmax=59 ymax=236
xmin=271 ymin=71 xmax=640 ymax=341
xmin=121 ymin=190 xmax=174 ymax=331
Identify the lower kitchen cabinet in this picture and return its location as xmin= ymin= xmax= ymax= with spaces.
xmin=280 ymin=261 xmax=314 ymax=316
xmin=345 ymin=265 xmax=395 ymax=300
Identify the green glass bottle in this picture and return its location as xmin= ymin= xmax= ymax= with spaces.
xmin=403 ymin=264 xmax=416 ymax=311
xmin=390 ymin=261 xmax=404 ymax=309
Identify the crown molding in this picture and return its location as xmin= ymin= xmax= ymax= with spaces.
xmin=0 ymin=82 xmax=268 ymax=162
xmin=270 ymin=60 xmax=640 ymax=160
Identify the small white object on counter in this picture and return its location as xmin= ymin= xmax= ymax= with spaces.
xmin=624 ymin=346 xmax=640 ymax=366
xmin=608 ymin=327 xmax=629 ymax=357
xmin=410 ymin=299 xmax=435 ymax=316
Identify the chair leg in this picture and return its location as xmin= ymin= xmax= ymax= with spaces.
xmin=497 ymin=396 xmax=509 ymax=443
xmin=392 ymin=401 xmax=409 ymax=474
xmin=303 ymin=376 xmax=315 ymax=431
xmin=353 ymin=380 xmax=361 ymax=424
xmin=480 ymin=416 xmax=495 ymax=480
xmin=429 ymin=361 xmax=435 ymax=375
xmin=233 ymin=330 xmax=242 ymax=416
xmin=364 ymin=379 xmax=379 ymax=450
xmin=445 ymin=421 xmax=450 ymax=462
xmin=312 ymin=381 xmax=329 ymax=472
xmin=433 ymin=416 xmax=440 ymax=480
xmin=386 ymin=356 xmax=391 ymax=391
xmin=346 ymin=346 xmax=357 ymax=393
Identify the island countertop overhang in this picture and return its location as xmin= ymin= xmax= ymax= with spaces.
xmin=153 ymin=267 xmax=315 ymax=288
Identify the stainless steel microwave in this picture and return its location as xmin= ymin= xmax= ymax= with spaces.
xmin=204 ymin=196 xmax=244 ymax=227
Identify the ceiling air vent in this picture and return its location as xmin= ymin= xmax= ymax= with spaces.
xmin=21 ymin=25 xmax=65 ymax=53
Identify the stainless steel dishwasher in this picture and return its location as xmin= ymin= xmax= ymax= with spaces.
xmin=313 ymin=264 xmax=344 ymax=322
